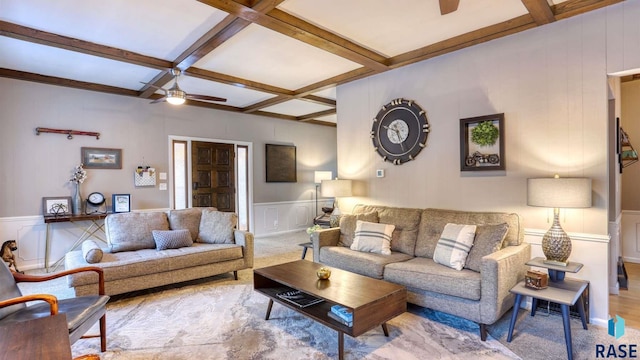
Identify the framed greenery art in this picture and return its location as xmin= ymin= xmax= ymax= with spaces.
xmin=460 ymin=113 xmax=505 ymax=171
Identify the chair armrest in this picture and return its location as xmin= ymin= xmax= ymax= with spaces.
xmin=14 ymin=267 xmax=106 ymax=295
xmin=234 ymin=230 xmax=254 ymax=268
xmin=478 ymin=242 xmax=531 ymax=324
xmin=0 ymin=294 xmax=59 ymax=315
xmin=311 ymin=228 xmax=340 ymax=263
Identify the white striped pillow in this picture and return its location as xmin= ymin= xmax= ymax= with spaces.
xmin=433 ymin=223 xmax=477 ymax=270
xmin=350 ymin=220 xmax=395 ymax=255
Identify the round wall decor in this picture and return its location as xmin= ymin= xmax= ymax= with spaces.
xmin=370 ymin=98 xmax=430 ymax=165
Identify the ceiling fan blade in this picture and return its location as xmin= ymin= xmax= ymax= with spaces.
xmin=186 ymin=94 xmax=227 ymax=103
xmin=439 ymin=0 xmax=459 ymax=15
xmin=150 ymin=97 xmax=167 ymax=104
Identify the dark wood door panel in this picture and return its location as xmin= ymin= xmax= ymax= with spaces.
xmin=192 ymin=141 xmax=235 ymax=212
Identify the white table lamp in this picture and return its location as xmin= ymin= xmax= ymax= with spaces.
xmin=527 ymin=175 xmax=592 ymax=266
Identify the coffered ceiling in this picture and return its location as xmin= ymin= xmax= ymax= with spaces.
xmin=0 ymin=0 xmax=623 ymax=126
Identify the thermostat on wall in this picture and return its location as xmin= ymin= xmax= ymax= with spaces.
xmin=376 ymin=169 xmax=385 ymax=178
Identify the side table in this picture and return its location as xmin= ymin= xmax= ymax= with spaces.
xmin=507 ymin=257 xmax=589 ymax=360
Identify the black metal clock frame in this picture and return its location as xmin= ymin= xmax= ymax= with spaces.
xmin=371 ymin=98 xmax=430 ymax=165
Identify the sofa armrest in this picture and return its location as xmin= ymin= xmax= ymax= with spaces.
xmin=478 ymin=242 xmax=531 ymax=324
xmin=234 ymin=230 xmax=254 ymax=268
xmin=311 ymin=228 xmax=340 ymax=263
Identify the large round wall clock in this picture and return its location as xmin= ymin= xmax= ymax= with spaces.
xmin=370 ymin=98 xmax=430 ymax=165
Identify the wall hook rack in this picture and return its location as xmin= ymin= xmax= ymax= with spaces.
xmin=35 ymin=127 xmax=100 ymax=140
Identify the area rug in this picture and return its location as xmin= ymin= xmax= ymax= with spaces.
xmin=70 ymin=281 xmax=517 ymax=359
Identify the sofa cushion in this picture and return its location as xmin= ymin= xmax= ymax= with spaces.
xmin=415 ymin=208 xmax=523 ymax=259
xmin=81 ymin=240 xmax=103 ymax=264
xmin=152 ymin=229 xmax=193 ymax=250
xmin=338 ymin=211 xmax=378 ymax=247
xmin=384 ymin=257 xmax=482 ymax=301
xmin=319 ymin=246 xmax=413 ymax=279
xmin=353 ymin=205 xmax=422 ymax=256
xmin=465 ymin=223 xmax=509 ymax=272
xmin=198 ymin=209 xmax=237 ymax=244
xmin=168 ymin=208 xmax=211 ymax=240
xmin=106 ymin=212 xmax=169 ymax=253
xmin=66 ymin=243 xmax=244 ymax=287
xmin=350 ymin=220 xmax=394 ymax=255
xmin=433 ymin=223 xmax=476 ymax=271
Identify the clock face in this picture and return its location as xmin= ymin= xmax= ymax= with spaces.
xmin=87 ymin=192 xmax=105 ymax=205
xmin=371 ymin=98 xmax=430 ymax=165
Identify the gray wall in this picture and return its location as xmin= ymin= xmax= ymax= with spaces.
xmin=335 ymin=1 xmax=640 ymax=236
xmin=622 ymin=80 xmax=640 ymax=210
xmin=0 ymin=78 xmax=337 ymax=217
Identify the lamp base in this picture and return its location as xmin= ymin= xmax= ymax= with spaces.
xmin=541 ymin=209 xmax=572 ymax=265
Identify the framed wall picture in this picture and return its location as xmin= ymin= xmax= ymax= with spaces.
xmin=112 ymin=194 xmax=131 ymax=213
xmin=81 ymin=147 xmax=122 ymax=169
xmin=42 ymin=196 xmax=72 ymax=217
xmin=265 ymin=144 xmax=297 ymax=182
xmin=460 ymin=113 xmax=505 ymax=171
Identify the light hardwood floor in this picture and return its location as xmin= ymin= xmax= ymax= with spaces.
xmin=609 ymin=261 xmax=640 ymax=329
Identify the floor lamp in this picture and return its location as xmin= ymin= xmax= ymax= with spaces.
xmin=314 ymin=171 xmax=332 ymax=217
xmin=527 ymin=175 xmax=592 ymax=271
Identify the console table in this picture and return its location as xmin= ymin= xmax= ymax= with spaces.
xmin=0 ymin=314 xmax=72 ymax=360
xmin=507 ymin=257 xmax=589 ymax=360
xmin=44 ymin=213 xmax=109 ymax=272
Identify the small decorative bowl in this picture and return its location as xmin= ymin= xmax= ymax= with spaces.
xmin=316 ymin=267 xmax=331 ymax=280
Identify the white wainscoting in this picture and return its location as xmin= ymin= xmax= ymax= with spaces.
xmin=621 ymin=210 xmax=640 ymax=263
xmin=525 ymin=228 xmax=610 ymax=327
xmin=253 ymin=200 xmax=315 ymax=238
xmin=0 ymin=209 xmax=169 ymax=272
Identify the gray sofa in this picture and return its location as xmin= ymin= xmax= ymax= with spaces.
xmin=312 ymin=204 xmax=530 ymax=340
xmin=64 ymin=208 xmax=254 ymax=296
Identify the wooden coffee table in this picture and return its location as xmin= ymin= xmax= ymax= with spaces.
xmin=254 ymin=260 xmax=407 ymax=360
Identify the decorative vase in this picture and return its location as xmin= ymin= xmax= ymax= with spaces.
xmin=72 ymin=184 xmax=83 ymax=215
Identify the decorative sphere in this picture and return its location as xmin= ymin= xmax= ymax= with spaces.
xmin=316 ymin=267 xmax=331 ymax=280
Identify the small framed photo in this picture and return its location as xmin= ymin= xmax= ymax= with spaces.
xmin=460 ymin=113 xmax=505 ymax=171
xmin=82 ymin=147 xmax=123 ymax=169
xmin=112 ymin=194 xmax=131 ymax=213
xmin=42 ymin=196 xmax=72 ymax=217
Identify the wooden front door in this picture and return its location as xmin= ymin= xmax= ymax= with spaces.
xmin=191 ymin=141 xmax=235 ymax=211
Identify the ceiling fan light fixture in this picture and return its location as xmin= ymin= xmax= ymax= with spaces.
xmin=166 ymin=89 xmax=186 ymax=105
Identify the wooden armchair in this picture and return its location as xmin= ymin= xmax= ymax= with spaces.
xmin=0 ymin=261 xmax=109 ymax=352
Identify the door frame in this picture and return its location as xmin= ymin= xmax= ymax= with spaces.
xmin=168 ymin=135 xmax=254 ymax=233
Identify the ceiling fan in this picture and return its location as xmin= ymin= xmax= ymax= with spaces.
xmin=439 ymin=0 xmax=460 ymax=15
xmin=142 ymin=68 xmax=227 ymax=105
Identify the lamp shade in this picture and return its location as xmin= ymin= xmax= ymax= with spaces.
xmin=321 ymin=179 xmax=352 ymax=197
xmin=314 ymin=171 xmax=332 ymax=184
xmin=527 ymin=177 xmax=592 ymax=209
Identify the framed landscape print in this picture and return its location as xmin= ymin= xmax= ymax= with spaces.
xmin=82 ymin=147 xmax=122 ymax=169
xmin=265 ymin=144 xmax=297 ymax=182
xmin=112 ymin=194 xmax=131 ymax=213
xmin=460 ymin=113 xmax=505 ymax=171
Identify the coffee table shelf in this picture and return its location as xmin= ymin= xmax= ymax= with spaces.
xmin=254 ymin=260 xmax=406 ymax=359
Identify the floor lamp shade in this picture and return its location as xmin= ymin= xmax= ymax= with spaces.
xmin=527 ymin=176 xmax=592 ymax=266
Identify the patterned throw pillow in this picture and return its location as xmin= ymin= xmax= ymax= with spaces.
xmin=464 ymin=223 xmax=509 ymax=272
xmin=197 ymin=209 xmax=237 ymax=244
xmin=338 ymin=211 xmax=379 ymax=247
xmin=433 ymin=223 xmax=477 ymax=271
xmin=81 ymin=240 xmax=103 ymax=263
xmin=350 ymin=220 xmax=395 ymax=255
xmin=152 ymin=229 xmax=193 ymax=251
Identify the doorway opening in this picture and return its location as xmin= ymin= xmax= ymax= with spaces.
xmin=170 ymin=136 xmax=252 ymax=232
